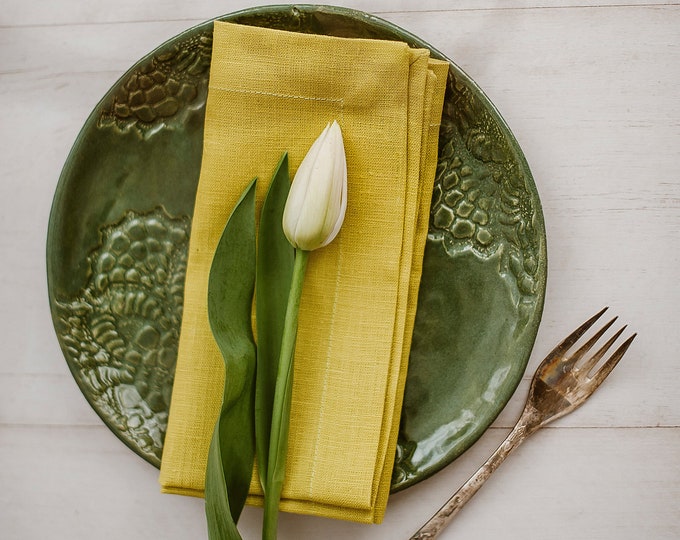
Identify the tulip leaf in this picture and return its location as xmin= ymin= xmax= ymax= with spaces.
xmin=255 ymin=153 xmax=294 ymax=490
xmin=205 ymin=179 xmax=257 ymax=540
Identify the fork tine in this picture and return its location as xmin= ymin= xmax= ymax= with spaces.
xmin=579 ymin=325 xmax=627 ymax=375
xmin=565 ymin=316 xmax=618 ymax=368
xmin=587 ymin=333 xmax=637 ymax=391
xmin=544 ymin=307 xmax=609 ymax=362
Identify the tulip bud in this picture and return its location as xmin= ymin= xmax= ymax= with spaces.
xmin=282 ymin=120 xmax=347 ymax=251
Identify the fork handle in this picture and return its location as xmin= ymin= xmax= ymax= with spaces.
xmin=409 ymin=413 xmax=540 ymax=539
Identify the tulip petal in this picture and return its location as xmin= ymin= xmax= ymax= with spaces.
xmin=282 ymin=120 xmax=347 ymax=251
xmin=320 ymin=121 xmax=347 ymax=247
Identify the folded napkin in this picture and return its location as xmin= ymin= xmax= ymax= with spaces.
xmin=159 ymin=21 xmax=448 ymax=524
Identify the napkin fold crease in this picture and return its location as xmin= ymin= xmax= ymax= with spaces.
xmin=159 ymin=21 xmax=448 ymax=524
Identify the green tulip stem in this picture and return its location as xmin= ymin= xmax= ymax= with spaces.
xmin=263 ymin=248 xmax=310 ymax=540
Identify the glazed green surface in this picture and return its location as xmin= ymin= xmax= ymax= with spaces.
xmin=46 ymin=5 xmax=546 ymax=491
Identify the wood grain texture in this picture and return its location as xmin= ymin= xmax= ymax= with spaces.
xmin=1 ymin=1 xmax=678 ymax=539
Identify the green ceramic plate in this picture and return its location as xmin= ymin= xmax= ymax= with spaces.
xmin=47 ymin=5 xmax=546 ymax=492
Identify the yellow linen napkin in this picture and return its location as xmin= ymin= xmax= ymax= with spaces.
xmin=159 ymin=21 xmax=448 ymax=524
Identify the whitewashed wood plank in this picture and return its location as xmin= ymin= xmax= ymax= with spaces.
xmin=1 ymin=425 xmax=678 ymax=539
xmin=395 ymin=425 xmax=680 ymax=540
xmin=2 ymin=0 xmax=676 ymax=27
xmin=0 ymin=373 xmax=102 ymax=426
xmin=0 ymin=424 xmax=207 ymax=540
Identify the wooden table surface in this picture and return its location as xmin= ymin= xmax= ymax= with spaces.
xmin=2 ymin=1 xmax=678 ymax=538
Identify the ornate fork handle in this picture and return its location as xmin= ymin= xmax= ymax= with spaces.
xmin=410 ymin=409 xmax=541 ymax=539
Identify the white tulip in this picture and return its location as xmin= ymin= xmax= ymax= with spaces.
xmin=282 ymin=120 xmax=347 ymax=251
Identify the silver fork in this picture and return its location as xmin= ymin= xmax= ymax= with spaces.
xmin=410 ymin=307 xmax=636 ymax=539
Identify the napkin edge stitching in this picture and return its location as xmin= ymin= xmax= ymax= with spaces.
xmin=209 ymin=86 xmax=344 ymax=106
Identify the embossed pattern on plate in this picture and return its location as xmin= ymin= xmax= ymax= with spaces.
xmin=46 ymin=5 xmax=546 ymax=492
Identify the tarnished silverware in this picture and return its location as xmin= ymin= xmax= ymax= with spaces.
xmin=410 ymin=307 xmax=636 ymax=539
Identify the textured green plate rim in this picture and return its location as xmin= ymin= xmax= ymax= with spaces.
xmin=46 ymin=4 xmax=546 ymax=492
